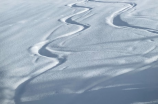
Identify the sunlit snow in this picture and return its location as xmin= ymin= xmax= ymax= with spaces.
xmin=0 ymin=0 xmax=158 ymax=104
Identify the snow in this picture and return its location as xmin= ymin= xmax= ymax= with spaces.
xmin=0 ymin=0 xmax=158 ymax=104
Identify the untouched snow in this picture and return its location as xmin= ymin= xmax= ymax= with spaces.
xmin=0 ymin=0 xmax=158 ymax=104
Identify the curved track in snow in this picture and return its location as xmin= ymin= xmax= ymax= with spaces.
xmin=88 ymin=0 xmax=158 ymax=34
xmin=14 ymin=1 xmax=92 ymax=103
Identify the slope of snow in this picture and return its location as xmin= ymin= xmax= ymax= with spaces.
xmin=0 ymin=0 xmax=158 ymax=104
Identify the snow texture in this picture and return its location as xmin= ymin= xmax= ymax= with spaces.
xmin=0 ymin=0 xmax=158 ymax=104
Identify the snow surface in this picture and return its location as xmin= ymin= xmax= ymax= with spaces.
xmin=0 ymin=0 xmax=158 ymax=104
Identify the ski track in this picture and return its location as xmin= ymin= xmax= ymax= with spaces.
xmin=13 ymin=0 xmax=158 ymax=103
xmin=89 ymin=0 xmax=158 ymax=35
xmin=14 ymin=1 xmax=91 ymax=103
